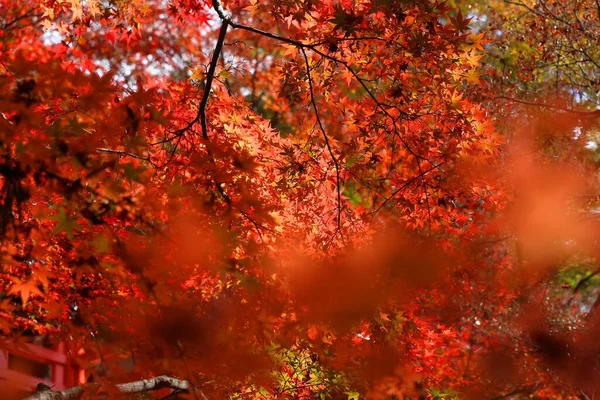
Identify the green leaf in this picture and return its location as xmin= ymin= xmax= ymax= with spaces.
xmin=51 ymin=208 xmax=77 ymax=239
xmin=345 ymin=154 xmax=360 ymax=168
xmin=150 ymin=109 xmax=167 ymax=125
xmin=343 ymin=181 xmax=362 ymax=206
xmin=345 ymin=391 xmax=360 ymax=400
xmin=67 ymin=116 xmax=88 ymax=136
xmin=93 ymin=234 xmax=111 ymax=254
xmin=123 ymin=162 xmax=144 ymax=183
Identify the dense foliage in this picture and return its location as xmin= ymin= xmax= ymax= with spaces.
xmin=1 ymin=0 xmax=600 ymax=398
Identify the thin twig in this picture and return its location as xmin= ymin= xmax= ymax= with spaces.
xmin=96 ymin=147 xmax=149 ymax=161
xmin=301 ymin=48 xmax=343 ymax=232
xmin=371 ymin=162 xmax=444 ymax=216
xmin=573 ymin=268 xmax=600 ymax=294
xmin=211 ymin=1 xmax=424 ymax=162
xmin=495 ymin=95 xmax=600 ymax=118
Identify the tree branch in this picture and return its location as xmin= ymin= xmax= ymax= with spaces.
xmin=198 ymin=20 xmax=229 ymax=139
xmin=164 ymin=1 xmax=229 ymax=141
xmin=23 ymin=375 xmax=194 ymax=400
xmin=96 ymin=147 xmax=149 ymax=161
xmin=210 ymin=0 xmax=424 ymax=162
xmin=495 ymin=96 xmax=600 ymax=118
xmin=492 ymin=383 xmax=541 ymax=400
xmin=573 ymin=268 xmax=600 ymax=294
xmin=371 ymin=162 xmax=444 ymax=215
xmin=301 ymin=48 xmax=343 ymax=232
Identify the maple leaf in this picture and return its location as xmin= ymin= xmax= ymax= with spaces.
xmin=32 ymin=266 xmax=52 ymax=290
xmin=282 ymin=44 xmax=299 ymax=58
xmin=465 ymin=32 xmax=488 ymax=51
xmin=9 ymin=279 xmax=43 ymax=306
xmin=462 ymin=49 xmax=484 ymax=68
xmin=189 ymin=66 xmax=204 ymax=81
xmin=450 ymin=91 xmax=464 ymax=111
xmin=345 ymin=391 xmax=360 ymax=400
xmin=330 ymin=4 xmax=362 ymax=37
xmin=86 ymin=0 xmax=102 ymax=18
xmin=41 ymin=6 xmax=55 ymax=20
xmin=67 ymin=0 xmax=84 ymax=21
xmin=450 ymin=8 xmax=472 ymax=32
xmin=464 ymin=68 xmax=481 ymax=84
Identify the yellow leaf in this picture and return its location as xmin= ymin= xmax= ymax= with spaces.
xmin=379 ymin=311 xmax=390 ymax=322
xmin=450 ymin=91 xmax=463 ymax=111
xmin=41 ymin=6 xmax=55 ymax=20
xmin=189 ymin=67 xmax=204 ymax=81
xmin=87 ymin=0 xmax=101 ymax=17
xmin=464 ymin=68 xmax=481 ymax=84
xmin=68 ymin=0 xmax=83 ymax=21
xmin=282 ymin=44 xmax=298 ymax=58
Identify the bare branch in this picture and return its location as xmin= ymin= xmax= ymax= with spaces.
xmin=23 ymin=375 xmax=194 ymax=400
xmin=492 ymin=383 xmax=541 ymax=400
xmin=96 ymin=147 xmax=149 ymax=161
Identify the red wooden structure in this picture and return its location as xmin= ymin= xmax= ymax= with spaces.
xmin=0 ymin=340 xmax=79 ymax=397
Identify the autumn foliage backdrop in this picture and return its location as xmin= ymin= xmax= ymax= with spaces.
xmin=2 ymin=0 xmax=600 ymax=398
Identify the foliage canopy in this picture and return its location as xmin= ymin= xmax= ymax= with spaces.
xmin=2 ymin=0 xmax=600 ymax=398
